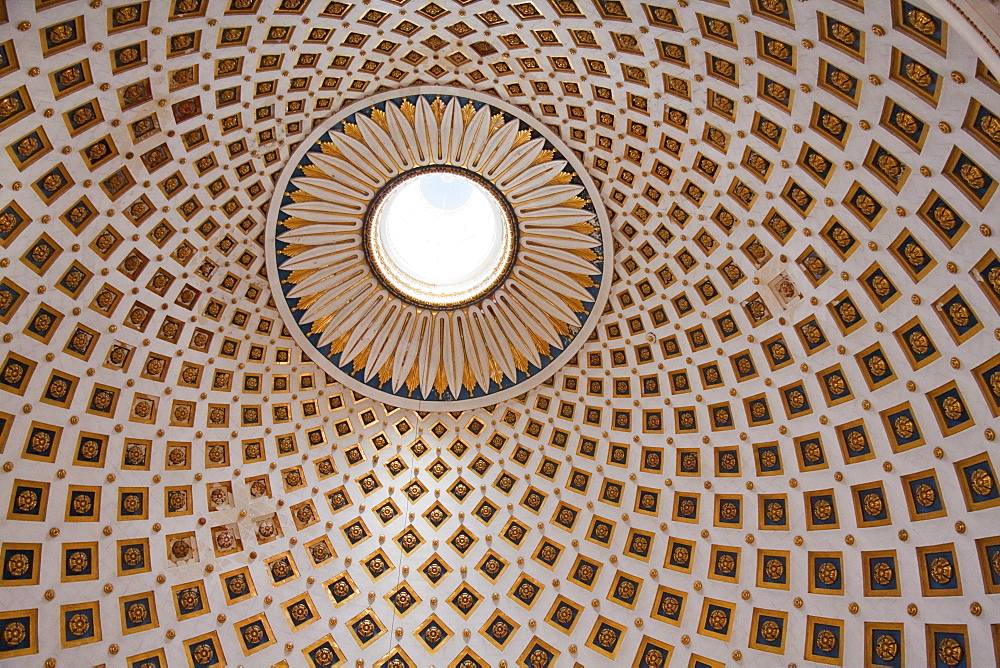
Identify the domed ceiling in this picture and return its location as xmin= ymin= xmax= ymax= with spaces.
xmin=1 ymin=0 xmax=999 ymax=666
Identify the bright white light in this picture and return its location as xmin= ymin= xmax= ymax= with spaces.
xmin=367 ymin=169 xmax=514 ymax=307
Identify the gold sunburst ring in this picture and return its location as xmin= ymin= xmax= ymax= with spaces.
xmin=265 ymin=86 xmax=612 ymax=410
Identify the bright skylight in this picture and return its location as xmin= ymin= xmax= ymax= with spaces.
xmin=367 ymin=168 xmax=515 ymax=307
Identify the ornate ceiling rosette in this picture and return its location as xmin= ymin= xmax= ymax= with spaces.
xmin=265 ymin=87 xmax=612 ymax=409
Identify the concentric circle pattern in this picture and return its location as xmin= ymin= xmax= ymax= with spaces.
xmin=0 ymin=0 xmax=999 ymax=667
xmin=267 ymin=88 xmax=612 ymax=409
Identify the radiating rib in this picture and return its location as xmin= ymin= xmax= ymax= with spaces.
xmin=420 ymin=315 xmax=445 ymax=396
xmin=313 ymin=282 xmax=381 ymax=347
xmin=474 ymin=306 xmax=517 ymax=382
xmin=501 ymin=160 xmax=569 ymax=195
xmin=443 ymin=314 xmax=463 ymax=398
xmin=291 ymin=177 xmax=374 ymax=206
xmin=510 ymin=184 xmax=584 ymax=211
xmin=364 ymin=303 xmax=408 ymax=383
xmin=519 ymin=258 xmax=596 ymax=304
xmin=518 ymin=208 xmax=597 ymax=227
xmin=301 ymin=274 xmax=372 ymax=328
xmin=413 ymin=98 xmax=438 ymax=166
xmin=280 ymin=202 xmax=366 ymax=223
xmin=509 ymin=268 xmax=583 ymax=324
xmin=483 ymin=137 xmax=545 ymax=182
xmin=393 ymin=310 xmax=427 ymax=392
xmin=455 ymin=312 xmax=490 ymax=392
xmin=521 ymin=240 xmax=597 ymax=275
xmin=442 ymin=97 xmax=464 ymax=165
xmin=385 ymin=101 xmax=420 ymax=169
xmin=326 ymin=130 xmax=395 ymax=184
xmin=489 ymin=295 xmax=543 ymax=369
xmin=523 ymin=227 xmax=599 ymax=249
xmin=285 ymin=254 xmax=366 ymax=296
xmin=356 ymin=112 xmax=409 ymax=174
xmin=503 ymin=284 xmax=563 ymax=349
xmin=459 ymin=105 xmax=493 ymax=168
xmin=280 ymin=244 xmax=361 ymax=272
xmin=340 ymin=297 xmax=394 ymax=364
xmin=471 ymin=120 xmax=520 ymax=173
xmin=308 ymin=151 xmax=384 ymax=190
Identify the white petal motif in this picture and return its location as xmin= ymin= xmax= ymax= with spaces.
xmin=268 ymin=89 xmax=610 ymax=408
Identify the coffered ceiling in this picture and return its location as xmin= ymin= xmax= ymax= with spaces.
xmin=1 ymin=0 xmax=999 ymax=666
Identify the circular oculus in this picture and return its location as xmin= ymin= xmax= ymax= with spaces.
xmin=364 ymin=165 xmax=517 ymax=309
